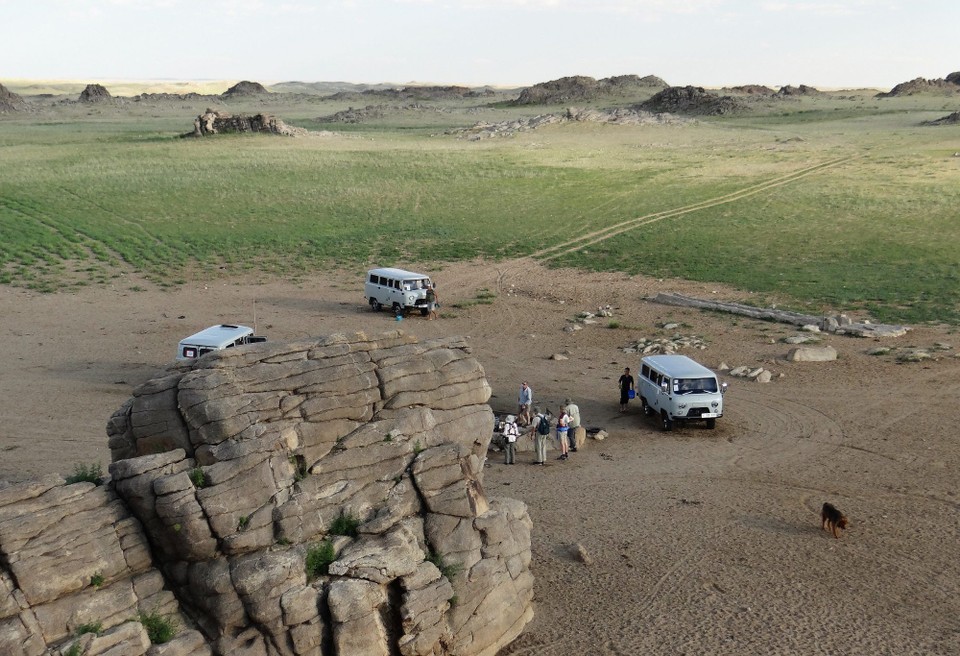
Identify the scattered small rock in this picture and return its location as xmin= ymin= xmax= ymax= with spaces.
xmin=551 ymin=353 xmax=569 ymax=361
xmin=786 ymin=345 xmax=838 ymax=362
xmin=571 ymin=543 xmax=593 ymax=565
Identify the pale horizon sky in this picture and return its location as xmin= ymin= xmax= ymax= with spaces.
xmin=2 ymin=0 xmax=958 ymax=90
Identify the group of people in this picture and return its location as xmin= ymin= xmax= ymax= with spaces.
xmin=505 ymin=382 xmax=581 ymax=465
xmin=503 ymin=371 xmax=638 ymax=465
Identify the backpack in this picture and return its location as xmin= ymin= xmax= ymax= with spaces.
xmin=536 ymin=415 xmax=550 ymax=435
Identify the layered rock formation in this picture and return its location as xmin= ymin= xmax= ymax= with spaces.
xmin=0 ymin=83 xmax=28 ymax=113
xmin=101 ymin=330 xmax=534 ymax=655
xmin=79 ymin=84 xmax=112 ymax=103
xmin=184 ymin=110 xmax=307 ymax=137
xmin=1 ymin=331 xmax=532 ymax=655
xmin=0 ymin=475 xmax=208 ymax=655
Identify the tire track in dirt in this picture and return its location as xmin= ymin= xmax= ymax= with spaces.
xmin=533 ymin=156 xmax=856 ymax=262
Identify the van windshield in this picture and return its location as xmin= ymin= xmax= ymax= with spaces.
xmin=674 ymin=377 xmax=718 ymax=394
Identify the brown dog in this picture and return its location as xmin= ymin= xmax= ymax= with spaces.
xmin=821 ymin=502 xmax=849 ymax=539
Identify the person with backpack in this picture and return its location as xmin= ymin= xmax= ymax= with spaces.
xmin=556 ymin=405 xmax=570 ymax=461
xmin=532 ymin=406 xmax=550 ymax=465
xmin=502 ymin=415 xmax=519 ymax=465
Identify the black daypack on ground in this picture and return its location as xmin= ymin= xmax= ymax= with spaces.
xmin=536 ymin=415 xmax=550 ymax=435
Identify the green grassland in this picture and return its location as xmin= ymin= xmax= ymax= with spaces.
xmin=1 ymin=89 xmax=958 ymax=323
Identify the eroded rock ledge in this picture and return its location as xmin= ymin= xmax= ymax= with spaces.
xmin=1 ymin=331 xmax=533 ymax=656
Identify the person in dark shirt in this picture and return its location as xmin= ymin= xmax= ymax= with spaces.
xmin=618 ymin=367 xmax=634 ymax=412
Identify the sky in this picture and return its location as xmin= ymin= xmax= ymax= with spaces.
xmin=2 ymin=0 xmax=958 ymax=90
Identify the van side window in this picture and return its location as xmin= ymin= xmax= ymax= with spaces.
xmin=641 ymin=364 xmax=650 ymax=379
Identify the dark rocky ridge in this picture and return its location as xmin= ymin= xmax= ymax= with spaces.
xmin=0 ymin=83 xmax=27 ymax=112
xmin=639 ymin=85 xmax=747 ymax=115
xmin=512 ymin=74 xmax=668 ymax=105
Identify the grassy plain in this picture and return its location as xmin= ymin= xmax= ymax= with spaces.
xmin=1 ymin=88 xmax=958 ymax=323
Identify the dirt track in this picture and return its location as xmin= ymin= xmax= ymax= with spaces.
xmin=1 ymin=259 xmax=958 ymax=654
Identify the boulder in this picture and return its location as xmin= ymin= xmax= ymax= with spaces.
xmin=786 ymin=345 xmax=838 ymax=362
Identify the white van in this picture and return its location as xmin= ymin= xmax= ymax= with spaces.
xmin=364 ymin=267 xmax=433 ymax=315
xmin=637 ymin=354 xmax=727 ymax=430
xmin=176 ymin=324 xmax=266 ymax=361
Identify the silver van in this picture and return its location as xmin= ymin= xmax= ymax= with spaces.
xmin=365 ymin=267 xmax=433 ymax=315
xmin=637 ymin=354 xmax=727 ymax=430
xmin=176 ymin=324 xmax=266 ymax=361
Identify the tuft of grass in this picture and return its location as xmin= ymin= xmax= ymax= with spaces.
xmin=138 ymin=611 xmax=178 ymax=645
xmin=66 ymin=463 xmax=103 ymax=485
xmin=90 ymin=572 xmax=105 ymax=588
xmin=305 ymin=539 xmax=336 ymax=579
xmin=64 ymin=643 xmax=83 ymax=656
xmin=237 ymin=515 xmax=249 ymax=531
xmin=189 ymin=466 xmax=206 ymax=488
xmin=413 ymin=440 xmax=424 ymax=455
xmin=329 ymin=512 xmax=359 ymax=537
xmin=75 ymin=621 xmax=103 ymax=636
xmin=427 ymin=551 xmax=462 ymax=580
xmin=607 ymin=320 xmax=621 ymax=329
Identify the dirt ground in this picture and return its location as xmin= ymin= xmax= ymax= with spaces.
xmin=2 ymin=259 xmax=959 ymax=655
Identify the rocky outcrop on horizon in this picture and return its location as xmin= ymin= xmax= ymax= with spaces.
xmin=728 ymin=84 xmax=775 ymax=95
xmin=877 ymin=73 xmax=960 ymax=97
xmin=448 ymin=106 xmax=689 ymax=139
xmin=922 ymin=111 xmax=960 ymax=126
xmin=328 ymin=86 xmax=495 ymax=102
xmin=639 ymin=86 xmax=746 ymax=115
xmin=184 ymin=109 xmax=308 ymax=137
xmin=222 ymin=81 xmax=270 ymax=97
xmin=79 ymin=83 xmax=112 ymax=103
xmin=512 ymin=74 xmax=668 ymax=105
xmin=777 ymin=84 xmax=822 ymax=97
xmin=0 ymin=83 xmax=28 ymax=113
xmin=99 ymin=330 xmax=533 ymax=655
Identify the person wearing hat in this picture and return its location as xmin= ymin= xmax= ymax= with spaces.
xmin=564 ymin=397 xmax=581 ymax=452
xmin=502 ymin=415 xmax=519 ymax=465
xmin=556 ymin=404 xmax=570 ymax=461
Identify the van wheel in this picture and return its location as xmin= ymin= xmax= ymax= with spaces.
xmin=661 ymin=413 xmax=673 ymax=432
xmin=641 ymin=397 xmax=653 ymax=416
xmin=706 ymin=418 xmax=716 ymax=429
xmin=392 ymin=303 xmax=403 ymax=316
xmin=370 ymin=299 xmax=382 ymax=312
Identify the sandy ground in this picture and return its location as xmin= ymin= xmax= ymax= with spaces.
xmin=2 ymin=259 xmax=959 ymax=655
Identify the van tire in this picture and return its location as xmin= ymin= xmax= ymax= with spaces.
xmin=370 ymin=299 xmax=382 ymax=312
xmin=706 ymin=418 xmax=716 ymax=429
xmin=392 ymin=303 xmax=402 ymax=316
xmin=641 ymin=397 xmax=653 ymax=416
xmin=661 ymin=413 xmax=673 ymax=432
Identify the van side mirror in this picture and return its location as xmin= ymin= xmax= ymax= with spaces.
xmin=721 ymin=382 xmax=728 ymax=394
xmin=660 ymin=381 xmax=668 ymax=393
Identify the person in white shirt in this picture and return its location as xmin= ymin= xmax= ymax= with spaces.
xmin=564 ymin=397 xmax=581 ymax=452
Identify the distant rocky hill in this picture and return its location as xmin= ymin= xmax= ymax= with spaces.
xmin=638 ymin=86 xmax=747 ymax=115
xmin=878 ymin=73 xmax=960 ymax=97
xmin=0 ymin=83 xmax=27 ymax=112
xmin=922 ymin=111 xmax=960 ymax=126
xmin=328 ymin=85 xmax=495 ymax=102
xmin=78 ymin=83 xmax=112 ymax=103
xmin=222 ymin=80 xmax=270 ymax=97
xmin=512 ymin=74 xmax=668 ymax=105
xmin=777 ymin=84 xmax=822 ymax=96
xmin=727 ymin=85 xmax=775 ymax=95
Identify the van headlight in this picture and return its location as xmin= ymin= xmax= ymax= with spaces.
xmin=678 ymin=403 xmax=687 ymax=409
xmin=711 ymin=401 xmax=719 ymax=408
